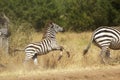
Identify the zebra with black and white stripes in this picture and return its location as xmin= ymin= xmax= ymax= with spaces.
xmin=83 ymin=26 xmax=120 ymax=63
xmin=15 ymin=21 xmax=70 ymax=65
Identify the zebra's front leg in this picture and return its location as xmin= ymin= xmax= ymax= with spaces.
xmin=58 ymin=51 xmax=63 ymax=61
xmin=57 ymin=46 xmax=70 ymax=61
xmin=57 ymin=46 xmax=64 ymax=61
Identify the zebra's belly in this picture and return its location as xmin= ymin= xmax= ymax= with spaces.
xmin=40 ymin=47 xmax=53 ymax=55
xmin=109 ymin=41 xmax=120 ymax=50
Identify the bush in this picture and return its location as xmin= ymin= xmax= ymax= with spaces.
xmin=0 ymin=0 xmax=120 ymax=32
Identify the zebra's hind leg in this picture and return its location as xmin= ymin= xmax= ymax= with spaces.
xmin=57 ymin=46 xmax=70 ymax=61
xmin=23 ymin=57 xmax=31 ymax=65
xmin=99 ymin=47 xmax=108 ymax=64
xmin=24 ymin=52 xmax=35 ymax=65
xmin=32 ymin=54 xmax=38 ymax=65
xmin=99 ymin=51 xmax=105 ymax=64
xmin=100 ymin=47 xmax=112 ymax=64
xmin=106 ymin=49 xmax=114 ymax=65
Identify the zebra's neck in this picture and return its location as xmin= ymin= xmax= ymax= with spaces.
xmin=43 ymin=27 xmax=57 ymax=39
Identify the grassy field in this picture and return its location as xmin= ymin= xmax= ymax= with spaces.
xmin=0 ymin=32 xmax=120 ymax=80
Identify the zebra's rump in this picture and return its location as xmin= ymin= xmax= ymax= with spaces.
xmin=93 ymin=35 xmax=112 ymax=48
xmin=93 ymin=27 xmax=120 ymax=48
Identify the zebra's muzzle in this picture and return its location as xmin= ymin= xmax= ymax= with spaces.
xmin=61 ymin=29 xmax=65 ymax=32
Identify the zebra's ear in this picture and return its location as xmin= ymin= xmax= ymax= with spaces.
xmin=49 ymin=21 xmax=53 ymax=25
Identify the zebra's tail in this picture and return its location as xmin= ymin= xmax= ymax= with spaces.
xmin=83 ymin=33 xmax=94 ymax=56
xmin=14 ymin=48 xmax=24 ymax=52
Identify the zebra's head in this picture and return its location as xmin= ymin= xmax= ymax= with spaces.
xmin=50 ymin=22 xmax=64 ymax=33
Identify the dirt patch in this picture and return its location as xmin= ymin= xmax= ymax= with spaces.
xmin=0 ymin=65 xmax=120 ymax=80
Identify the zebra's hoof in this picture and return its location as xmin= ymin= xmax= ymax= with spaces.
xmin=58 ymin=56 xmax=62 ymax=61
xmin=67 ymin=51 xmax=70 ymax=58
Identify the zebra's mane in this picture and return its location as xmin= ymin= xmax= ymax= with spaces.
xmin=42 ymin=20 xmax=53 ymax=39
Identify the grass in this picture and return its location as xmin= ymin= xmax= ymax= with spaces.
xmin=0 ymin=31 xmax=120 ymax=79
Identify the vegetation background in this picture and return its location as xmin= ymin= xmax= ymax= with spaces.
xmin=0 ymin=0 xmax=120 ymax=32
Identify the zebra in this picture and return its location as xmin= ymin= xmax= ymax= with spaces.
xmin=15 ymin=21 xmax=70 ymax=65
xmin=83 ymin=26 xmax=120 ymax=64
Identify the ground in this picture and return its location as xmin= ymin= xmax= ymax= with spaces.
xmin=0 ymin=65 xmax=120 ymax=80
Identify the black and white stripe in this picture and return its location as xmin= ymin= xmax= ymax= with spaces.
xmin=83 ymin=26 xmax=120 ymax=63
xmin=16 ymin=21 xmax=70 ymax=65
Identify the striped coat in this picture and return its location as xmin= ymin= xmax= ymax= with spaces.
xmin=83 ymin=26 xmax=120 ymax=63
xmin=16 ymin=21 xmax=70 ymax=65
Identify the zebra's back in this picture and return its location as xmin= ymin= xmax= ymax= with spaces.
xmin=93 ymin=27 xmax=120 ymax=50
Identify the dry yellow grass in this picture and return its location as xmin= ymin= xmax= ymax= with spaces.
xmin=0 ymin=31 xmax=120 ymax=80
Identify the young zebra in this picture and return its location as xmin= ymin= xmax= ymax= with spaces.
xmin=15 ymin=21 xmax=70 ymax=65
xmin=83 ymin=26 xmax=120 ymax=63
